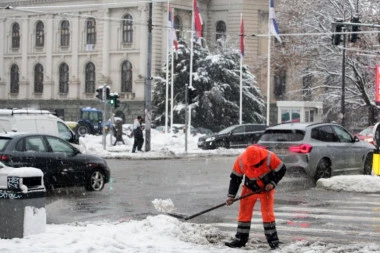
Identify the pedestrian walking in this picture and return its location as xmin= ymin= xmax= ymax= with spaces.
xmin=225 ymin=145 xmax=286 ymax=250
xmin=131 ymin=116 xmax=144 ymax=153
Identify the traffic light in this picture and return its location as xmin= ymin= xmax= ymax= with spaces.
xmin=105 ymin=87 xmax=110 ymax=100
xmin=109 ymin=94 xmax=115 ymax=106
xmin=96 ymin=87 xmax=103 ymax=101
xmin=332 ymin=20 xmax=343 ymax=46
xmin=109 ymin=94 xmax=120 ymax=108
xmin=188 ymin=87 xmax=197 ymax=104
xmin=350 ymin=16 xmax=360 ymax=43
xmin=114 ymin=94 xmax=120 ymax=108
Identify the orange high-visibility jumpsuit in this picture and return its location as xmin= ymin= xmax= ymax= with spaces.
xmin=227 ymin=145 xmax=286 ymax=247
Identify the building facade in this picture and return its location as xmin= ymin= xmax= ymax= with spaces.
xmin=0 ymin=0 xmax=287 ymax=124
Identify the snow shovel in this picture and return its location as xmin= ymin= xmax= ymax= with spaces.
xmin=167 ymin=190 xmax=262 ymax=220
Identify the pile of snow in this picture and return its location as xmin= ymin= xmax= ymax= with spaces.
xmin=77 ymin=129 xmax=243 ymax=159
xmin=317 ymin=175 xmax=380 ymax=193
xmin=1 ymin=215 xmax=380 ymax=252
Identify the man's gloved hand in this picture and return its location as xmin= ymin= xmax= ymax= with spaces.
xmin=226 ymin=197 xmax=234 ymax=206
xmin=265 ymin=183 xmax=275 ymax=192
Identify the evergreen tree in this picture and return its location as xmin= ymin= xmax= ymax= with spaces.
xmin=152 ymin=40 xmax=265 ymax=132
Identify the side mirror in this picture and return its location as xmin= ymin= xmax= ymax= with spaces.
xmin=353 ymin=136 xmax=359 ymax=142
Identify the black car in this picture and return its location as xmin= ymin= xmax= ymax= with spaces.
xmin=197 ymin=124 xmax=267 ymax=150
xmin=0 ymin=133 xmax=110 ymax=191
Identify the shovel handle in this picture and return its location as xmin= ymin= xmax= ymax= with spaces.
xmin=184 ymin=190 xmax=261 ymax=220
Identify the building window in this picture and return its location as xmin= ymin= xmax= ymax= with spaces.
xmin=281 ymin=109 xmax=300 ymax=123
xmin=12 ymin=23 xmax=20 ymax=49
xmin=34 ymin=64 xmax=44 ymax=93
xmin=85 ymin=62 xmax=95 ymax=93
xmin=122 ymin=14 xmax=133 ymax=43
xmin=121 ymin=60 xmax=132 ymax=92
xmin=10 ymin=64 xmax=19 ymax=93
xmin=36 ymin=21 xmax=44 ymax=47
xmin=174 ymin=16 xmax=182 ymax=40
xmin=302 ymin=73 xmax=312 ymax=100
xmin=59 ymin=63 xmax=69 ymax=94
xmin=274 ymin=68 xmax=286 ymax=99
xmin=60 ymin=20 xmax=70 ymax=47
xmin=86 ymin=18 xmax=96 ymax=45
xmin=216 ymin=21 xmax=226 ymax=42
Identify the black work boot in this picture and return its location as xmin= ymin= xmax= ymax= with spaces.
xmin=269 ymin=242 xmax=279 ymax=249
xmin=225 ymin=238 xmax=247 ymax=248
xmin=225 ymin=231 xmax=249 ymax=248
xmin=264 ymin=221 xmax=280 ymax=250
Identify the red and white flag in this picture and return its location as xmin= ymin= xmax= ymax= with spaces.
xmin=240 ymin=14 xmax=245 ymax=56
xmin=193 ymin=0 xmax=203 ymax=42
xmin=168 ymin=5 xmax=178 ymax=51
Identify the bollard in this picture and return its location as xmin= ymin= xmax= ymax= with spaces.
xmin=373 ymin=151 xmax=380 ymax=176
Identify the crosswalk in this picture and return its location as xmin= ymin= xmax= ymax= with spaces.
xmin=209 ymin=192 xmax=380 ymax=245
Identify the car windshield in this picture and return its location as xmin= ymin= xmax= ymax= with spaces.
xmin=260 ymin=129 xmax=305 ymax=142
xmin=0 ymin=138 xmax=11 ymax=152
xmin=218 ymin=125 xmax=236 ymax=134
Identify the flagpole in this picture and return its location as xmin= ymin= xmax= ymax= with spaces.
xmin=165 ymin=1 xmax=170 ymax=133
xmin=266 ymin=0 xmax=271 ymax=126
xmin=239 ymin=13 xmax=243 ymax=125
xmin=240 ymin=54 xmax=243 ymax=125
xmin=185 ymin=5 xmax=195 ymax=152
xmin=170 ymin=12 xmax=174 ymax=132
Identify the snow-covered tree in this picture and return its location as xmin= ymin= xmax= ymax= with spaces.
xmin=275 ymin=0 xmax=380 ymax=126
xmin=152 ymin=40 xmax=265 ymax=132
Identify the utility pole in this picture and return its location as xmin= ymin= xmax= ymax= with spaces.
xmin=144 ymin=2 xmax=153 ymax=152
xmin=184 ymin=84 xmax=188 ymax=152
xmin=341 ymin=26 xmax=346 ymax=127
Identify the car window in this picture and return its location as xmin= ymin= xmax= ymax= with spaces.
xmin=233 ymin=126 xmax=245 ymax=134
xmin=0 ymin=138 xmax=11 ymax=152
xmin=260 ymin=129 xmax=305 ymax=142
xmin=246 ymin=125 xmax=266 ymax=132
xmin=332 ymin=125 xmax=353 ymax=143
xmin=311 ymin=126 xmax=339 ymax=142
xmin=24 ymin=136 xmax=47 ymax=152
xmin=46 ymin=136 xmax=75 ymax=155
xmin=218 ymin=125 xmax=236 ymax=134
xmin=57 ymin=121 xmax=73 ymax=141
xmin=359 ymin=126 xmax=373 ymax=135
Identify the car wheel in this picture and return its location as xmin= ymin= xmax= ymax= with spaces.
xmin=85 ymin=169 xmax=105 ymax=191
xmin=364 ymin=152 xmax=373 ymax=175
xmin=76 ymin=123 xmax=90 ymax=137
xmin=315 ymin=158 xmax=331 ymax=181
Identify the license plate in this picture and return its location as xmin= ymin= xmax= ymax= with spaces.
xmin=272 ymin=148 xmax=287 ymax=154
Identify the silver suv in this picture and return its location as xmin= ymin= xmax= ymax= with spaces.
xmin=256 ymin=122 xmax=374 ymax=181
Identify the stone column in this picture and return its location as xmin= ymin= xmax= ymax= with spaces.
xmin=0 ymin=18 xmax=5 ymax=99
xmin=71 ymin=15 xmax=80 ymax=99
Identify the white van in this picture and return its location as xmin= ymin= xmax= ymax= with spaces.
xmin=0 ymin=109 xmax=78 ymax=144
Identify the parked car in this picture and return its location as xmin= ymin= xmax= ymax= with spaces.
xmin=0 ymin=132 xmax=110 ymax=191
xmin=0 ymin=108 xmax=78 ymax=144
xmin=255 ymin=122 xmax=374 ymax=181
xmin=355 ymin=125 xmax=374 ymax=145
xmin=197 ymin=124 xmax=267 ymax=150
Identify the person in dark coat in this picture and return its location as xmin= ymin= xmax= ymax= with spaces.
xmin=132 ymin=116 xmax=144 ymax=153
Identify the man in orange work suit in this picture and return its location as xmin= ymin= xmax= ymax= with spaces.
xmin=225 ymin=145 xmax=286 ymax=250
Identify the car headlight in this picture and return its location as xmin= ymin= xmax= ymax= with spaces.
xmin=206 ymin=137 xmax=215 ymax=142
